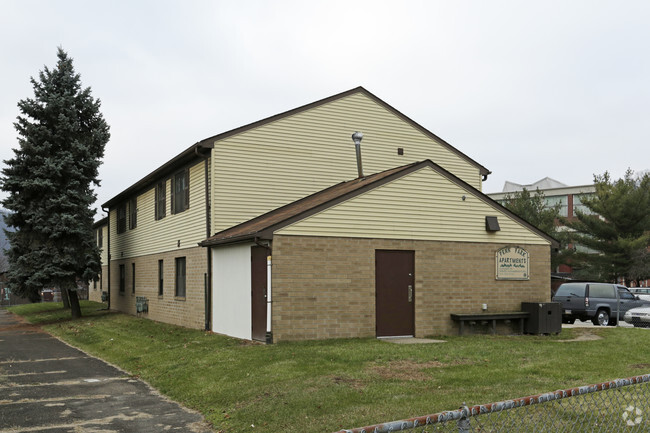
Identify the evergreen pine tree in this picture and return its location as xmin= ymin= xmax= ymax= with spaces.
xmin=564 ymin=170 xmax=650 ymax=284
xmin=501 ymin=188 xmax=564 ymax=270
xmin=0 ymin=48 xmax=110 ymax=317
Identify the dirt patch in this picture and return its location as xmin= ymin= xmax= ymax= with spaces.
xmin=369 ymin=360 xmax=451 ymax=381
xmin=557 ymin=330 xmax=603 ymax=342
xmin=234 ymin=391 xmax=285 ymax=409
xmin=331 ymin=375 xmax=365 ymax=390
xmin=629 ymin=363 xmax=650 ymax=369
xmin=0 ymin=321 xmax=42 ymax=333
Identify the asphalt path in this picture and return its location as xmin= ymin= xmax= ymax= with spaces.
xmin=0 ymin=309 xmax=213 ymax=433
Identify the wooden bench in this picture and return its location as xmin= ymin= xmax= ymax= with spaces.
xmin=450 ymin=312 xmax=529 ymax=335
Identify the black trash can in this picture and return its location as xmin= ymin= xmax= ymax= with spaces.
xmin=521 ymin=302 xmax=562 ymax=334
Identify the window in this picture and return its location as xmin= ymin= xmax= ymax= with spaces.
xmin=117 ymin=204 xmax=127 ymax=234
xmin=158 ymin=260 xmax=164 ymax=296
xmin=129 ymin=197 xmax=137 ymax=230
xmin=131 ymin=263 xmax=136 ymax=294
xmin=97 ymin=228 xmax=103 ymax=248
xmin=155 ymin=181 xmax=166 ymax=220
xmin=119 ymin=264 xmax=125 ymax=293
xmin=171 ymin=169 xmax=189 ymax=214
xmin=175 ymin=257 xmax=186 ymax=297
xmin=619 ymin=289 xmax=635 ymax=300
xmin=545 ymin=195 xmax=568 ymax=217
xmin=588 ymin=283 xmax=615 ymax=299
xmin=573 ymin=194 xmax=596 ymax=216
xmin=555 ymin=283 xmax=586 ymax=297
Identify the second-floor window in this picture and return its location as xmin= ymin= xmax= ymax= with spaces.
xmin=129 ymin=197 xmax=137 ymax=230
xmin=117 ymin=204 xmax=127 ymax=234
xmin=171 ymin=169 xmax=189 ymax=214
xmin=97 ymin=228 xmax=103 ymax=248
xmin=155 ymin=181 xmax=166 ymax=220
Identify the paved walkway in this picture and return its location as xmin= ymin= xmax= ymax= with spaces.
xmin=0 ymin=309 xmax=213 ymax=433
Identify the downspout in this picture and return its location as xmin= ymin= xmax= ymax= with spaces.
xmin=101 ymin=206 xmax=111 ymax=310
xmin=196 ymin=144 xmax=212 ymax=331
xmin=266 ymin=253 xmax=272 ymax=343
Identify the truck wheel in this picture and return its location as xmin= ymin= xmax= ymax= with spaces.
xmin=592 ymin=309 xmax=609 ymax=326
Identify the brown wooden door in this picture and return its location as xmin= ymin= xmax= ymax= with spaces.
xmin=251 ymin=246 xmax=268 ymax=342
xmin=376 ymin=250 xmax=415 ymax=337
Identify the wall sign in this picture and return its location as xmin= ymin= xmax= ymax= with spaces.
xmin=496 ymin=247 xmax=529 ymax=280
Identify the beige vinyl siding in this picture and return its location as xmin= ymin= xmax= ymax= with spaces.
xmin=211 ymin=91 xmax=482 ymax=232
xmin=111 ymin=162 xmax=208 ymax=259
xmin=98 ymin=225 xmax=108 ymax=264
xmin=276 ymin=167 xmax=551 ymax=245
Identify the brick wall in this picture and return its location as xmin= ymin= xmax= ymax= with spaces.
xmin=109 ymin=246 xmax=207 ymax=329
xmin=271 ymin=235 xmax=551 ymax=341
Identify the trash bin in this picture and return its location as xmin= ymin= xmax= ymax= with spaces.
xmin=521 ymin=302 xmax=562 ymax=334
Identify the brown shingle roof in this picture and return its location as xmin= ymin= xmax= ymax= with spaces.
xmin=199 ymin=159 xmax=560 ymax=248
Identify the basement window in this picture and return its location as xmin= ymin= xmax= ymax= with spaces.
xmin=158 ymin=260 xmax=164 ymax=296
xmin=485 ymin=216 xmax=501 ymax=232
xmin=119 ymin=264 xmax=126 ymax=293
xmin=175 ymin=257 xmax=186 ymax=298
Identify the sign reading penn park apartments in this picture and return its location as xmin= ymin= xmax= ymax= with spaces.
xmin=495 ymin=246 xmax=529 ymax=280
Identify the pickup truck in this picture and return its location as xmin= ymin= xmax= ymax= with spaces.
xmin=552 ymin=282 xmax=649 ymax=326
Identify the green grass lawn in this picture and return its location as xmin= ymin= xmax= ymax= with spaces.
xmin=6 ymin=301 xmax=650 ymax=432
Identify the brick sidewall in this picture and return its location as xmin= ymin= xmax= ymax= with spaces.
xmin=271 ymin=235 xmax=551 ymax=341
xmin=109 ymin=246 xmax=207 ymax=329
xmin=88 ymin=265 xmax=109 ymax=303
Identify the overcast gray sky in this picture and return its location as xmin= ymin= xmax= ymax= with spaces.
xmin=2 ymin=0 xmax=649 ymax=218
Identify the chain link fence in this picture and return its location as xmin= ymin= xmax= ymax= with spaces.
xmin=336 ymin=374 xmax=650 ymax=433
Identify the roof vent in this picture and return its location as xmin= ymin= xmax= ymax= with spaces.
xmin=352 ymin=131 xmax=364 ymax=178
xmin=485 ymin=216 xmax=501 ymax=232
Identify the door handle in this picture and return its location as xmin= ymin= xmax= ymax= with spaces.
xmin=408 ymin=285 xmax=413 ymax=303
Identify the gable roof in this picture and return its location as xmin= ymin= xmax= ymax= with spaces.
xmin=199 ymin=86 xmax=490 ymax=178
xmin=103 ymin=86 xmax=490 ymax=208
xmin=200 ymin=160 xmax=558 ymax=248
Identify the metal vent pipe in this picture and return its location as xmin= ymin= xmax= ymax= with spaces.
xmin=352 ymin=131 xmax=364 ymax=178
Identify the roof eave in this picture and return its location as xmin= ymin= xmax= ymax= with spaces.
xmin=103 ymin=140 xmax=213 ymax=209
xmin=199 ymin=232 xmax=273 ymax=248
